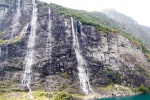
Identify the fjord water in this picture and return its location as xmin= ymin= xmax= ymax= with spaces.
xmin=71 ymin=17 xmax=92 ymax=94
xmin=95 ymin=94 xmax=150 ymax=100
xmin=22 ymin=0 xmax=37 ymax=99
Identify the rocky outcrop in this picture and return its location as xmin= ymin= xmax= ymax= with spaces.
xmin=0 ymin=4 xmax=9 ymax=20
xmin=103 ymin=10 xmax=150 ymax=48
xmin=0 ymin=1 xmax=149 ymax=95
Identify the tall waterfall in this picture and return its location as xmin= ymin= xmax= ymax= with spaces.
xmin=46 ymin=7 xmax=52 ymax=65
xmin=46 ymin=7 xmax=53 ymax=95
xmin=71 ymin=17 xmax=92 ymax=94
xmin=11 ymin=0 xmax=21 ymax=38
xmin=22 ymin=0 xmax=37 ymax=99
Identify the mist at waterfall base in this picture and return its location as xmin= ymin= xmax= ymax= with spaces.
xmin=95 ymin=94 xmax=150 ymax=100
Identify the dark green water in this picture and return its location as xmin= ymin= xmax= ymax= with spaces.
xmin=95 ymin=94 xmax=150 ymax=100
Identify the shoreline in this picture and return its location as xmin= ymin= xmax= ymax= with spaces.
xmin=75 ymin=84 xmax=141 ymax=100
xmin=77 ymin=92 xmax=140 ymax=100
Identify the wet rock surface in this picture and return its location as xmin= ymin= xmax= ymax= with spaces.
xmin=0 ymin=1 xmax=149 ymax=95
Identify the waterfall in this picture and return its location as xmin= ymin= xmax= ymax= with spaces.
xmin=49 ymin=76 xmax=53 ymax=96
xmin=71 ymin=17 xmax=92 ymax=95
xmin=46 ymin=7 xmax=52 ymax=64
xmin=46 ymin=6 xmax=53 ymax=95
xmin=22 ymin=0 xmax=37 ymax=100
xmin=11 ymin=0 xmax=21 ymax=38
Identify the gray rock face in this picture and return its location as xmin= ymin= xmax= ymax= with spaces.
xmin=0 ymin=1 xmax=149 ymax=94
xmin=103 ymin=10 xmax=150 ymax=48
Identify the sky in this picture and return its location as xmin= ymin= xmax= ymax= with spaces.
xmin=40 ymin=0 xmax=150 ymax=27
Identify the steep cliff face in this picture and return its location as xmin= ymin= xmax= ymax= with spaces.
xmin=103 ymin=9 xmax=150 ymax=48
xmin=0 ymin=0 xmax=9 ymax=20
xmin=0 ymin=0 xmax=150 ymax=96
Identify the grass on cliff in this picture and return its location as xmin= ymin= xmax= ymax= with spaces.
xmin=0 ymin=91 xmax=75 ymax=100
xmin=52 ymin=92 xmax=74 ymax=100
xmin=50 ymin=3 xmax=118 ymax=34
xmin=132 ymin=84 xmax=150 ymax=93
xmin=0 ymin=35 xmax=24 ymax=45
xmin=0 ymin=91 xmax=50 ymax=100
xmin=49 ymin=3 xmax=150 ymax=61
xmin=100 ymin=69 xmax=122 ymax=84
xmin=38 ymin=1 xmax=49 ymax=8
xmin=138 ymin=84 xmax=150 ymax=93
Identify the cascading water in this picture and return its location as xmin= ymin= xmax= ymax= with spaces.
xmin=71 ymin=17 xmax=92 ymax=95
xmin=11 ymin=0 xmax=21 ymax=38
xmin=46 ymin=7 xmax=52 ymax=67
xmin=3 ymin=0 xmax=21 ymax=70
xmin=46 ymin=6 xmax=53 ymax=95
xmin=22 ymin=0 xmax=37 ymax=100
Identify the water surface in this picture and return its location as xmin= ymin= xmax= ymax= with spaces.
xmin=95 ymin=94 xmax=150 ymax=100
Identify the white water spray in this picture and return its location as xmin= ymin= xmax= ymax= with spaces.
xmin=11 ymin=0 xmax=21 ymax=38
xmin=71 ymin=17 xmax=92 ymax=95
xmin=22 ymin=0 xmax=37 ymax=100
xmin=46 ymin=7 xmax=52 ymax=64
xmin=46 ymin=6 xmax=53 ymax=95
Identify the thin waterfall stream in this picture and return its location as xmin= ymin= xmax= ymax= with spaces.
xmin=46 ymin=7 xmax=52 ymax=70
xmin=46 ymin=6 xmax=53 ymax=95
xmin=5 ymin=0 xmax=22 ymax=70
xmin=11 ymin=0 xmax=21 ymax=38
xmin=71 ymin=17 xmax=92 ymax=95
xmin=22 ymin=0 xmax=37 ymax=100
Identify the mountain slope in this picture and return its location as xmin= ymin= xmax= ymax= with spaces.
xmin=50 ymin=3 xmax=150 ymax=62
xmin=0 ymin=1 xmax=149 ymax=99
xmin=103 ymin=9 xmax=150 ymax=48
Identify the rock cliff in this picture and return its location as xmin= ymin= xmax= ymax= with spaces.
xmin=0 ymin=0 xmax=150 ymax=97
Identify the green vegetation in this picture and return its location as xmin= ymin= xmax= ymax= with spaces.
xmin=0 ymin=35 xmax=23 ymax=45
xmin=132 ymin=84 xmax=150 ymax=93
xmin=141 ymin=45 xmax=150 ymax=61
xmin=33 ymin=91 xmax=50 ymax=100
xmin=132 ymin=88 xmax=139 ymax=93
xmin=138 ymin=84 xmax=150 ymax=93
xmin=60 ymin=83 xmax=67 ymax=90
xmin=50 ymin=3 xmax=118 ymax=34
xmin=100 ymin=69 xmax=122 ymax=84
xmin=52 ymin=92 xmax=74 ymax=100
xmin=0 ymin=91 xmax=51 ymax=100
xmin=61 ymin=72 xmax=70 ymax=78
xmin=0 ymin=39 xmax=10 ymax=44
xmin=0 ymin=90 xmax=77 ymax=100
xmin=0 ymin=80 xmax=10 ymax=90
xmin=105 ymin=84 xmax=114 ymax=91
xmin=50 ymin=3 xmax=150 ymax=61
xmin=4 ymin=66 xmax=22 ymax=72
xmin=38 ymin=1 xmax=49 ymax=8
xmin=0 ymin=32 xmax=4 ymax=38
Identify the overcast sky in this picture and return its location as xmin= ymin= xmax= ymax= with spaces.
xmin=40 ymin=0 xmax=150 ymax=27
